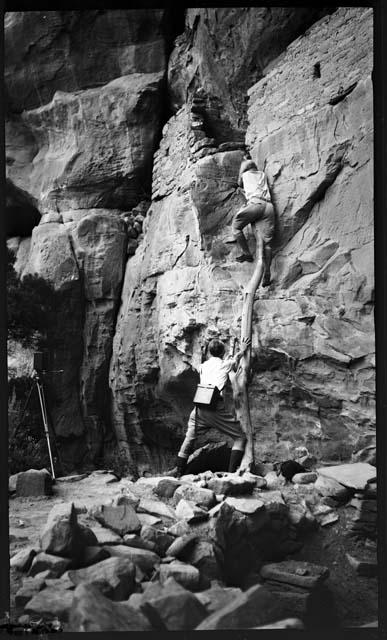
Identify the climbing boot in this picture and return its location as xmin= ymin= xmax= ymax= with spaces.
xmin=228 ymin=449 xmax=244 ymax=473
xmin=164 ymin=455 xmax=187 ymax=478
xmin=236 ymin=254 xmax=254 ymax=263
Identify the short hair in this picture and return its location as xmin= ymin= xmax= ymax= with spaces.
xmin=208 ymin=338 xmax=225 ymax=358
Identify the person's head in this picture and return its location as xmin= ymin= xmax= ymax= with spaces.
xmin=208 ymin=338 xmax=225 ymax=358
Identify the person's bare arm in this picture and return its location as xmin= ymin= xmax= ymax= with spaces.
xmin=224 ymin=337 xmax=251 ymax=371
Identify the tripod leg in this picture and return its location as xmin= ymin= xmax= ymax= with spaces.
xmin=36 ymin=380 xmax=56 ymax=480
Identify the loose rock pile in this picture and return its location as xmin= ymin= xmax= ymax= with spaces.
xmin=10 ymin=460 xmax=377 ymax=630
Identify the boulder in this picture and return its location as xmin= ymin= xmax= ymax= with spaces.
xmin=264 ymin=472 xmax=286 ymax=490
xmin=15 ymin=469 xmax=52 ymax=497
xmin=68 ymin=556 xmax=136 ymax=601
xmin=185 ymin=539 xmax=223 ymax=584
xmin=137 ymin=498 xmax=176 ymax=520
xmin=174 ymin=483 xmax=216 ymax=509
xmin=25 ymin=586 xmax=74 ymax=621
xmin=10 ymin=547 xmax=37 ymax=572
xmin=314 ymin=474 xmax=352 ymax=502
xmin=137 ymin=578 xmax=207 ymax=630
xmin=224 ymin=497 xmax=265 ymax=515
xmin=196 ymin=584 xmax=280 ymax=629
xmin=159 ymin=560 xmax=200 ymax=591
xmin=153 ymin=478 xmax=181 ymax=498
xmin=111 ymin=492 xmax=140 ymax=510
xmin=207 ymin=474 xmax=256 ymax=496
xmin=40 ymin=502 xmax=88 ymax=560
xmin=69 ymin=583 xmax=154 ymax=631
xmin=15 ymin=577 xmax=46 ymax=607
xmin=93 ymin=503 xmax=141 ymax=536
xmin=104 ymin=545 xmax=160 ymax=576
xmin=317 ymin=463 xmax=376 ymax=491
xmin=28 ymin=552 xmax=71 ymax=578
xmin=175 ymin=499 xmax=209 ymax=523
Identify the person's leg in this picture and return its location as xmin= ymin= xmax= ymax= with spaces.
xmin=232 ymin=203 xmax=263 ymax=262
xmin=228 ymin=436 xmax=247 ymax=473
xmin=167 ymin=409 xmax=197 ymax=477
xmin=259 ymin=202 xmax=275 ymax=285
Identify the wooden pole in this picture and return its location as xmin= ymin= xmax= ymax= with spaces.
xmin=229 ymin=229 xmax=264 ymax=471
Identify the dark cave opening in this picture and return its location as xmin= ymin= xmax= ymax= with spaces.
xmin=6 ymin=180 xmax=41 ymax=238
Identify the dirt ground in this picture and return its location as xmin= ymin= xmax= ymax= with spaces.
xmin=8 ymin=473 xmax=378 ymax=628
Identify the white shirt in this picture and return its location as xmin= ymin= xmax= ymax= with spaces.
xmin=199 ymin=357 xmax=234 ymax=392
xmin=242 ymin=169 xmax=270 ymax=203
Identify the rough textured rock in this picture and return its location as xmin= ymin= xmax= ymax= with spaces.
xmin=29 ymin=552 xmax=71 ymax=578
xmin=40 ymin=502 xmax=90 ymax=560
xmin=159 ymin=560 xmax=200 ymax=591
xmin=260 ymin=560 xmax=329 ymax=590
xmin=69 ymin=583 xmax=154 ymax=631
xmin=317 ymin=463 xmax=376 ymax=491
xmin=10 ymin=547 xmax=37 ymax=572
xmin=104 ymin=544 xmax=160 ymax=576
xmin=15 ymin=469 xmax=52 ymax=497
xmin=168 ymin=8 xmax=332 ymax=136
xmin=68 ymin=556 xmax=136 ymax=601
xmin=174 ymin=483 xmax=216 ymax=509
xmin=93 ymin=502 xmax=141 ymax=536
xmin=25 ymin=587 xmax=74 ymax=622
xmin=196 ymin=583 xmax=280 ymax=629
xmin=7 ymin=7 xmax=374 ymax=474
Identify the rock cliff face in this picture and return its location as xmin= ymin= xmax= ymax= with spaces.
xmin=6 ymin=8 xmax=374 ymax=474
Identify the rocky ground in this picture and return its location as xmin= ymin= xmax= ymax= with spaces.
xmin=8 ymin=459 xmax=377 ymax=631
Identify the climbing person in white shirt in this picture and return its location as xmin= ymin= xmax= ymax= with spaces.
xmin=166 ymin=336 xmax=250 ymax=478
xmin=232 ymin=151 xmax=274 ymax=286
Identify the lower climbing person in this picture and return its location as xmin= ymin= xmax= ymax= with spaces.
xmin=166 ymin=336 xmax=250 ymax=478
xmin=232 ymin=151 xmax=274 ymax=286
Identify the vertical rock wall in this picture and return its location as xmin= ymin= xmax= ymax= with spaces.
xmin=6 ymin=8 xmax=374 ymax=473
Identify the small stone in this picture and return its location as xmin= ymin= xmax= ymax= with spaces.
xmin=10 ymin=547 xmax=37 ymax=572
xmin=292 ymin=472 xmax=317 ymax=484
xmin=175 ymin=499 xmax=209 ymax=523
xmin=16 ymin=469 xmax=52 ymax=497
xmin=29 ymin=552 xmax=71 ymax=578
xmin=196 ymin=584 xmax=242 ymax=614
xmin=111 ymin=491 xmax=140 ymax=510
xmin=166 ymin=534 xmax=198 ymax=559
xmin=159 ymin=561 xmax=200 ymax=591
